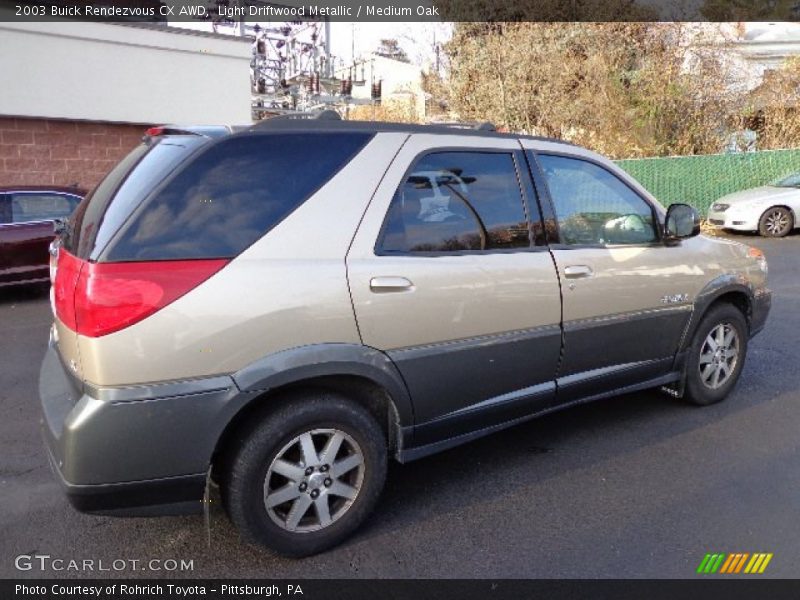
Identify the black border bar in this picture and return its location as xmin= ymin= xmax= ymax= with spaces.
xmin=6 ymin=579 xmax=800 ymax=600
xmin=1 ymin=0 xmax=799 ymax=22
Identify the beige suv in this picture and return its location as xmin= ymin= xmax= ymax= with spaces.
xmin=40 ymin=117 xmax=771 ymax=556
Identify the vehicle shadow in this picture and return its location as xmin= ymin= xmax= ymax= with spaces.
xmin=346 ymin=361 xmax=785 ymax=549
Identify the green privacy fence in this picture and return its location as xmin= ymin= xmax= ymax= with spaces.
xmin=615 ymin=149 xmax=800 ymax=216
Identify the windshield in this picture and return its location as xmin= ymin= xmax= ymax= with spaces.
xmin=771 ymin=172 xmax=800 ymax=187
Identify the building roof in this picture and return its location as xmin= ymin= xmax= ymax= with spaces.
xmin=744 ymin=23 xmax=800 ymax=43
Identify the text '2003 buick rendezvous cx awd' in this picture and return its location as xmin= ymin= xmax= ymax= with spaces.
xmin=40 ymin=116 xmax=771 ymax=557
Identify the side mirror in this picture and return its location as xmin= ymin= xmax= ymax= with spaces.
xmin=664 ymin=203 xmax=701 ymax=241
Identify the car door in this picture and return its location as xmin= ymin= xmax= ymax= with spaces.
xmin=526 ymin=147 xmax=695 ymax=402
xmin=0 ymin=192 xmax=81 ymax=285
xmin=347 ymin=134 xmax=562 ymax=446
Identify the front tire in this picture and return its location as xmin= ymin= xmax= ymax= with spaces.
xmin=758 ymin=206 xmax=793 ymax=237
xmin=684 ymin=303 xmax=748 ymax=406
xmin=223 ymin=392 xmax=387 ymax=557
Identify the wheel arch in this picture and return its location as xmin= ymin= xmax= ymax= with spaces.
xmin=211 ymin=344 xmax=414 ymax=476
xmin=680 ymin=277 xmax=754 ymax=352
xmin=762 ymin=203 xmax=796 ymax=219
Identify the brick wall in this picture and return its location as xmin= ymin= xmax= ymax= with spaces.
xmin=0 ymin=116 xmax=148 ymax=192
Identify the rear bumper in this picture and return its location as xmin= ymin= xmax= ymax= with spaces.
xmin=39 ymin=341 xmax=248 ymax=516
xmin=45 ymin=445 xmax=206 ymax=516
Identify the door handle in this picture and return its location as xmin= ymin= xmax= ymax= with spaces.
xmin=563 ymin=265 xmax=593 ymax=279
xmin=370 ymin=276 xmax=414 ymax=292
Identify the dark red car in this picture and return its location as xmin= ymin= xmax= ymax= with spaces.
xmin=0 ymin=186 xmax=84 ymax=287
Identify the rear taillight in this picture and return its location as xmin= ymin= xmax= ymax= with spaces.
xmin=53 ymin=248 xmax=82 ymax=330
xmin=53 ymin=249 xmax=228 ymax=337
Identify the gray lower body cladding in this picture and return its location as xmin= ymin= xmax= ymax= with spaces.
xmin=40 ymin=288 xmax=770 ymax=516
xmin=40 ymin=342 xmax=414 ymax=516
xmin=39 ymin=343 xmax=254 ymax=515
xmin=388 ymin=325 xmax=562 ymax=446
xmin=750 ymin=288 xmax=771 ymax=336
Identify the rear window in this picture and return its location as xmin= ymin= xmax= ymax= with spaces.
xmin=101 ymin=133 xmax=373 ymax=261
xmin=65 ymin=137 xmax=206 ymax=259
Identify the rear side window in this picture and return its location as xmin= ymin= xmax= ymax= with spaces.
xmin=378 ymin=151 xmax=530 ymax=253
xmin=103 ymin=133 xmax=372 ymax=261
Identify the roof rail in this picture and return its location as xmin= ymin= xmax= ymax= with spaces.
xmin=426 ymin=121 xmax=497 ymax=132
xmin=255 ymin=110 xmax=342 ymax=126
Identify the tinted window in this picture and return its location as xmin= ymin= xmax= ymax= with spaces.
xmin=379 ymin=152 xmax=530 ymax=253
xmin=65 ymin=137 xmax=210 ymax=259
xmin=539 ymin=154 xmax=657 ymax=246
xmin=104 ymin=133 xmax=372 ymax=261
xmin=92 ymin=139 xmax=209 ymax=260
xmin=65 ymin=143 xmax=149 ymax=257
xmin=10 ymin=193 xmax=79 ymax=223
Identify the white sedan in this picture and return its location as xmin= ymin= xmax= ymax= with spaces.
xmin=707 ymin=173 xmax=799 ymax=237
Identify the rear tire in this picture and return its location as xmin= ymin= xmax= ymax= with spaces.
xmin=223 ymin=392 xmax=387 ymax=557
xmin=758 ymin=206 xmax=793 ymax=237
xmin=684 ymin=303 xmax=748 ymax=406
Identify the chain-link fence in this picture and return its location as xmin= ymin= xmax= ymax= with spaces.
xmin=616 ymin=149 xmax=800 ymax=215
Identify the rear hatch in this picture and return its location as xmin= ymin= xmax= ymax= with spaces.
xmin=49 ymin=127 xmax=223 ymax=382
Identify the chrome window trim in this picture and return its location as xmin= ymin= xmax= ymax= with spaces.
xmin=0 ymin=219 xmax=58 ymax=228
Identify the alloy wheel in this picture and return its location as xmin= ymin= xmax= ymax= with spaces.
xmin=764 ymin=209 xmax=791 ymax=236
xmin=698 ymin=323 xmax=740 ymax=390
xmin=263 ymin=429 xmax=365 ymax=533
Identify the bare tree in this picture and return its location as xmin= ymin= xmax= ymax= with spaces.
xmin=444 ymin=23 xmax=745 ymax=158
xmin=743 ymin=57 xmax=800 ymax=149
xmin=348 ymin=96 xmax=421 ymax=123
xmin=375 ymin=39 xmax=411 ymax=64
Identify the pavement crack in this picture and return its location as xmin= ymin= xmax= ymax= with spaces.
xmin=0 ymin=465 xmax=43 ymax=477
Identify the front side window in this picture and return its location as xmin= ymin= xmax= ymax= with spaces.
xmin=378 ymin=151 xmax=530 ymax=253
xmin=10 ymin=193 xmax=80 ymax=223
xmin=538 ymin=154 xmax=657 ymax=246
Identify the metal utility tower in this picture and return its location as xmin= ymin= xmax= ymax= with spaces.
xmin=203 ymin=1 xmax=377 ymax=119
xmin=250 ymin=20 xmax=335 ymax=117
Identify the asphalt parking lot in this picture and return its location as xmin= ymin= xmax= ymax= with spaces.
xmin=1 ymin=232 xmax=798 ymax=579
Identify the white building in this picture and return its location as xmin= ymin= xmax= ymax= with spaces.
xmin=336 ymin=53 xmax=427 ymax=120
xmin=732 ymin=22 xmax=800 ymax=89
xmin=690 ymin=22 xmax=800 ymax=92
xmin=0 ymin=21 xmax=250 ymax=189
